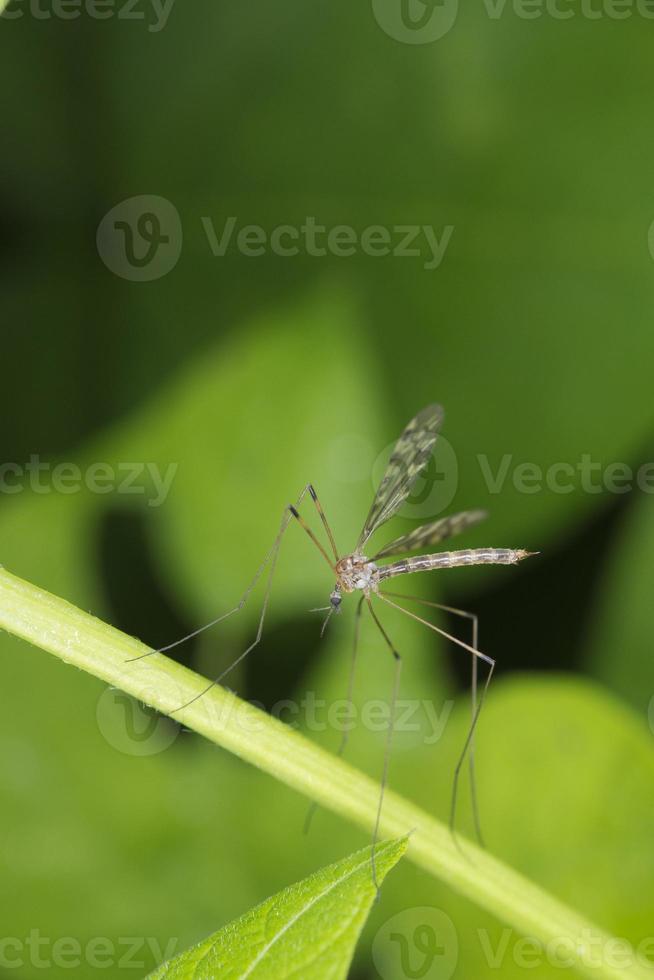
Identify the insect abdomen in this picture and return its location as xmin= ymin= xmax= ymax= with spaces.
xmin=378 ymin=548 xmax=531 ymax=580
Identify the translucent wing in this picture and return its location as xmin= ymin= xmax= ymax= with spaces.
xmin=357 ymin=404 xmax=444 ymax=550
xmin=371 ymin=509 xmax=488 ymax=560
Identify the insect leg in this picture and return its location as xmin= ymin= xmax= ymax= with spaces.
xmin=378 ymin=593 xmax=495 ymax=850
xmin=127 ymin=484 xmax=336 ymax=709
xmin=367 ymin=597 xmax=402 ymax=895
xmin=381 ymin=592 xmax=484 ymax=845
xmin=306 ymin=484 xmax=340 ymax=562
xmin=129 ymin=480 xmax=340 ymax=666
xmin=167 ymin=484 xmax=342 ymax=712
xmin=304 ymin=594 xmax=365 ymax=835
xmin=288 ymin=504 xmax=336 ymax=573
xmin=336 ymin=594 xmax=366 ymax=759
xmin=125 ymin=501 xmax=299 ymax=665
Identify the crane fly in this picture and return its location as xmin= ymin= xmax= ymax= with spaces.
xmin=127 ymin=404 xmax=536 ymax=889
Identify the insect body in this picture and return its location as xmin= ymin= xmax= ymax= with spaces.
xmin=130 ymin=404 xmax=536 ymax=891
xmin=294 ymin=405 xmax=535 ymax=885
xmin=334 ymin=547 xmax=529 ymax=600
xmin=333 ymin=554 xmax=378 ymax=595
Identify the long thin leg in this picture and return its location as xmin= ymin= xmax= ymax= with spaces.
xmin=126 ymin=487 xmax=304 ymax=664
xmin=127 ymin=483 xmax=338 ymax=667
xmin=127 ymin=485 xmax=336 ymax=715
xmin=307 ymin=484 xmax=339 ymax=563
xmin=469 ymin=614 xmax=482 ymax=844
xmin=169 ymin=486 xmax=342 ymax=713
xmin=366 ymin=598 xmax=402 ymax=894
xmin=337 ymin=595 xmax=365 ymax=759
xmin=378 ymin=593 xmax=494 ymax=849
xmin=289 ymin=504 xmax=336 ymax=573
xmin=381 ymin=592 xmax=483 ymax=845
xmin=125 ymin=508 xmax=293 ymax=665
xmin=304 ymin=595 xmax=365 ymax=835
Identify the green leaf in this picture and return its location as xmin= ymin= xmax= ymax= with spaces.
xmin=146 ymin=839 xmax=407 ymax=980
xmin=3 ymin=567 xmax=653 ymax=980
xmin=371 ymin=675 xmax=654 ymax=979
xmin=0 ymin=287 xmax=443 ymax=978
xmin=582 ymin=492 xmax=654 ymax=717
xmin=105 ymin=0 xmax=654 ymax=566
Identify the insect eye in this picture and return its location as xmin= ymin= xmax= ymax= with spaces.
xmin=330 ymin=592 xmax=342 ymax=608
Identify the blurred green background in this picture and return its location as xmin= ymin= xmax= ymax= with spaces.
xmin=2 ymin=1 xmax=654 ymax=978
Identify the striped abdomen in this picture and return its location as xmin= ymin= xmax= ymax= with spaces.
xmin=377 ymin=548 xmax=532 ymax=581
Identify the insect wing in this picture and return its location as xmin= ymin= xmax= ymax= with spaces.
xmin=371 ymin=509 xmax=488 ymax=560
xmin=357 ymin=404 xmax=444 ymax=549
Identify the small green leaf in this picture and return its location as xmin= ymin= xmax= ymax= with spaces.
xmin=582 ymin=491 xmax=654 ymax=717
xmin=146 ymin=838 xmax=407 ymax=980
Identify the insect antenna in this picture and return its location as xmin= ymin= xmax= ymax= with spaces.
xmin=318 ymin=607 xmax=334 ymax=638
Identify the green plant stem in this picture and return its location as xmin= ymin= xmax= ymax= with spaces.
xmin=0 ymin=566 xmax=651 ymax=980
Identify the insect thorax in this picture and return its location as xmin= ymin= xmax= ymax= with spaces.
xmin=335 ymin=554 xmax=379 ymax=593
